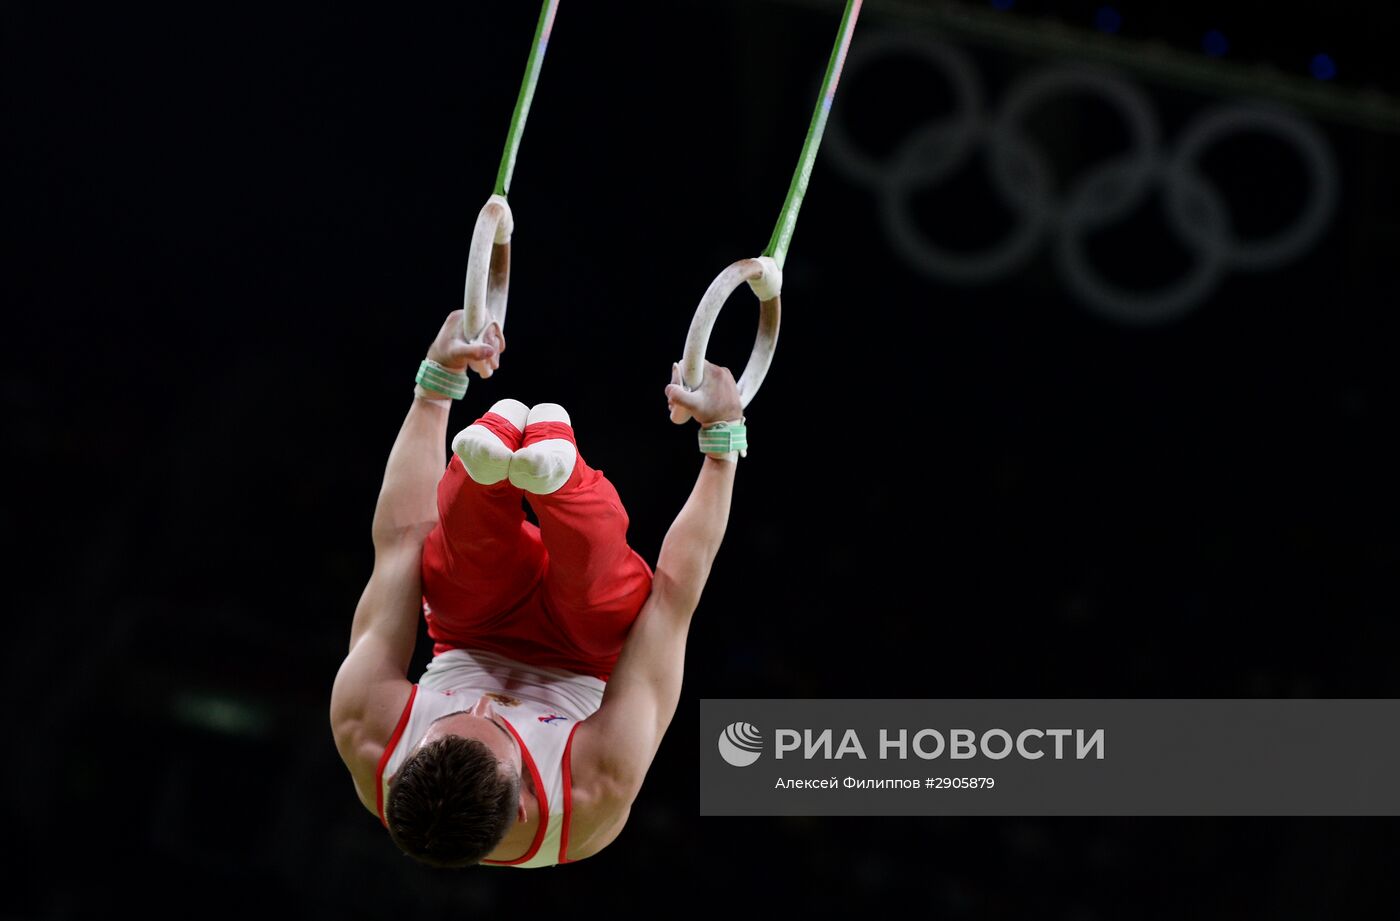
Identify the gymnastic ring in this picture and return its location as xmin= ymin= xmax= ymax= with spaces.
xmin=672 ymin=256 xmax=782 ymax=424
xmin=462 ymin=193 xmax=514 ymax=347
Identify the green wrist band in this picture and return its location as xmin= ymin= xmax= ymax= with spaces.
xmin=699 ymin=420 xmax=747 ymax=458
xmin=415 ymin=359 xmax=469 ymax=399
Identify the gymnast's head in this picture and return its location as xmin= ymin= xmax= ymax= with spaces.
xmin=385 ymin=699 xmax=526 ymax=867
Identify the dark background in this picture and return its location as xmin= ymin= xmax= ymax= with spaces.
xmin=5 ymin=0 xmax=1399 ymax=916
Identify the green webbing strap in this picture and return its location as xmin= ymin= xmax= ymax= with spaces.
xmin=416 ymin=360 xmax=470 ymax=399
xmin=494 ymin=0 xmax=560 ymax=199
xmin=699 ymin=420 xmax=748 ymax=457
xmin=763 ymin=0 xmax=863 ymax=270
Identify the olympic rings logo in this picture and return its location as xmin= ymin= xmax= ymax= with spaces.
xmin=826 ymin=34 xmax=1341 ymax=324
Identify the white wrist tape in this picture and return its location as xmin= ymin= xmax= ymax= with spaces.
xmin=414 ymin=383 xmax=452 ymax=403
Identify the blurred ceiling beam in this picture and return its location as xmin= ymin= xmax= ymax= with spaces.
xmin=771 ymin=0 xmax=1400 ymax=133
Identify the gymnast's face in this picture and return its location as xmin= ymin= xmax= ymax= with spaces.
xmin=417 ymin=696 xmax=524 ymax=783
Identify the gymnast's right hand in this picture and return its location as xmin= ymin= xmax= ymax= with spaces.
xmin=428 ymin=309 xmax=503 ymax=379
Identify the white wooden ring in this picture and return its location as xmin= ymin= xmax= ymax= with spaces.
xmin=673 ymin=256 xmax=782 ymax=424
xmin=462 ymin=194 xmax=513 ymax=344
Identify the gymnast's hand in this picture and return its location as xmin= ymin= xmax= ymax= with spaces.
xmin=666 ymin=360 xmax=743 ymax=425
xmin=427 ymin=309 xmax=504 ymax=379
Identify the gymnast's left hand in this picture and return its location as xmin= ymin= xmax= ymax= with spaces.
xmin=427 ymin=309 xmax=504 ymax=379
xmin=666 ymin=360 xmax=743 ymax=425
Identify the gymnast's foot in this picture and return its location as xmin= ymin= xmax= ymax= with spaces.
xmin=509 ymin=403 xmax=577 ymax=495
xmin=452 ymin=398 xmax=529 ymax=485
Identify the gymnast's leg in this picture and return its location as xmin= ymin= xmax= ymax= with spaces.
xmin=507 ymin=403 xmax=654 ymax=677
xmin=420 ymin=398 xmax=546 ymax=652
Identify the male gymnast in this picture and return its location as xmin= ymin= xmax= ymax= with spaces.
xmin=330 ymin=308 xmax=746 ymax=867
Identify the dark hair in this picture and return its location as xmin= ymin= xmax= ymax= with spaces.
xmin=385 ymin=735 xmax=519 ymax=868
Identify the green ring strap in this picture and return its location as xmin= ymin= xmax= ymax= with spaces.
xmin=494 ymin=0 xmax=560 ymax=198
xmin=763 ymin=0 xmax=863 ymax=269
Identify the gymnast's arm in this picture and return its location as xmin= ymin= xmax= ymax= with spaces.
xmin=566 ymin=363 xmax=743 ymax=855
xmin=329 ymin=310 xmax=499 ymax=811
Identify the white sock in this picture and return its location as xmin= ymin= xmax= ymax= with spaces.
xmin=452 ymin=398 xmax=528 ymax=485
xmin=508 ymin=403 xmax=577 ymax=495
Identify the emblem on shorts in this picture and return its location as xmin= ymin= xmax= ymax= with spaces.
xmin=538 ymin=713 xmax=568 ymax=724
